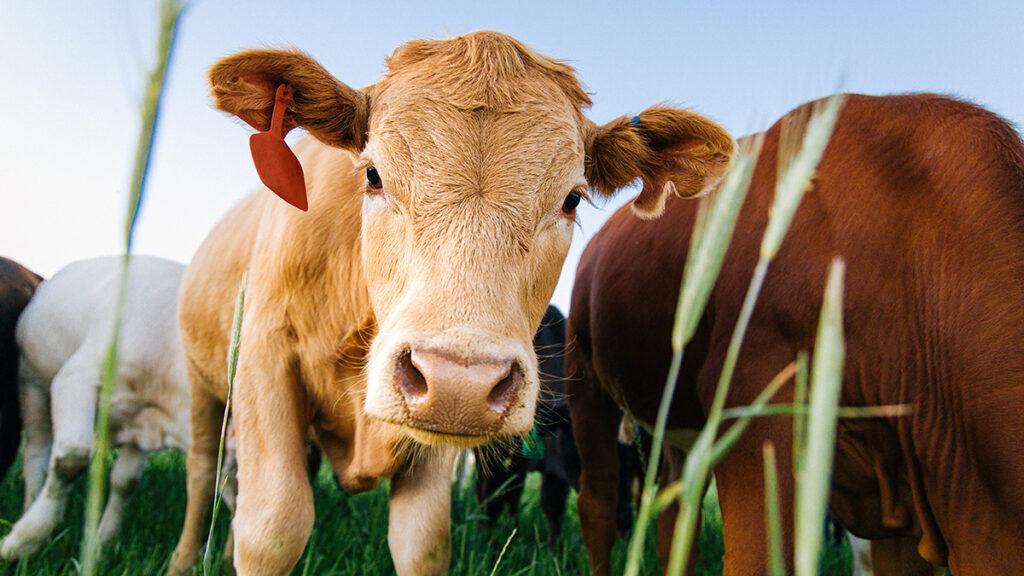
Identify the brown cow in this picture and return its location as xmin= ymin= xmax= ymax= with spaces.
xmin=567 ymin=93 xmax=1024 ymax=575
xmin=0 ymin=258 xmax=42 ymax=479
xmin=169 ymin=31 xmax=735 ymax=575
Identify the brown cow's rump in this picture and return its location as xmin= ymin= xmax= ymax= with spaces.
xmin=568 ymin=93 xmax=1024 ymax=575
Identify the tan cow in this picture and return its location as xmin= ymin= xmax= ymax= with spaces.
xmin=169 ymin=31 xmax=734 ymax=575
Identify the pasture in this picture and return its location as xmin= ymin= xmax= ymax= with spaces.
xmin=0 ymin=452 xmax=853 ymax=575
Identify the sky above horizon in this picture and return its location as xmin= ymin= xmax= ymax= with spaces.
xmin=2 ymin=1 xmax=1022 ymax=311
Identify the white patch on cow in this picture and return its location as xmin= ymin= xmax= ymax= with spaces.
xmin=361 ymin=189 xmax=388 ymax=214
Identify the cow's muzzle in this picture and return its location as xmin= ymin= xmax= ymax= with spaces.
xmin=394 ymin=347 xmax=523 ymax=437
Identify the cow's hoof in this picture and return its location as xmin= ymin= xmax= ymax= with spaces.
xmin=167 ymin=552 xmax=197 ymax=576
xmin=0 ymin=533 xmax=43 ymax=561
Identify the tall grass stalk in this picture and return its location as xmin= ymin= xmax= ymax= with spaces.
xmin=795 ymin=259 xmax=846 ymax=575
xmin=80 ymin=2 xmax=184 ymax=574
xmin=623 ymin=136 xmax=764 ymax=576
xmin=202 ymin=274 xmax=247 ymax=574
xmin=793 ymin=351 xmax=810 ymax=478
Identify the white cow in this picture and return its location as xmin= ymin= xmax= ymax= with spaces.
xmin=0 ymin=256 xmax=192 ymax=559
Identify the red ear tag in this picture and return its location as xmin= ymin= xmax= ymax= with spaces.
xmin=249 ymin=84 xmax=308 ymax=211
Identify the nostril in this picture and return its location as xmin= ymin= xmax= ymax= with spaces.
xmin=487 ymin=363 xmax=522 ymax=413
xmin=398 ymin=352 xmax=429 ymax=406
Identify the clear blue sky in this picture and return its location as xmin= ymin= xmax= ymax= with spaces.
xmin=2 ymin=1 xmax=1021 ymax=311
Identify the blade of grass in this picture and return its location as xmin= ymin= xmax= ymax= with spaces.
xmin=623 ymin=136 xmax=764 ymax=576
xmin=708 ymin=361 xmax=796 ymax=466
xmin=763 ymin=442 xmax=784 ymax=576
xmin=793 ymin=351 xmax=810 ymax=478
xmin=80 ymin=2 xmax=184 ymax=574
xmin=652 ymin=480 xmax=684 ymax=512
xmin=202 ymin=273 xmax=247 ymax=574
xmin=795 ymin=259 xmax=846 ymax=575
xmin=489 ymin=528 xmax=517 ymax=576
xmin=721 ymin=403 xmax=913 ymax=420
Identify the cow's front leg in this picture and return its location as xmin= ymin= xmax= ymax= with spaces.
xmin=231 ymin=352 xmax=314 ymax=576
xmin=388 ymin=447 xmax=456 ymax=576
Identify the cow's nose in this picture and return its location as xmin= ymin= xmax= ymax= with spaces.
xmin=397 ymin=348 xmax=522 ymax=435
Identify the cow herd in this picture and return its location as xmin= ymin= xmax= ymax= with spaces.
xmin=1 ymin=30 xmax=1023 ymax=576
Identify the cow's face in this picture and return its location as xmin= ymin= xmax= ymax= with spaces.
xmin=209 ymin=32 xmax=734 ymax=447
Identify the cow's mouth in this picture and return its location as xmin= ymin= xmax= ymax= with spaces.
xmin=404 ymin=427 xmax=494 ymax=448
xmin=372 ymin=417 xmax=505 ymax=448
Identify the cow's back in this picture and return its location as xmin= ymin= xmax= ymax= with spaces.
xmin=17 ymin=256 xmax=185 ymax=382
xmin=573 ymin=93 xmax=1024 ymax=571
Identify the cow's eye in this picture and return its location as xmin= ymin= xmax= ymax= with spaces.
xmin=561 ymin=190 xmax=582 ymax=214
xmin=366 ymin=167 xmax=383 ymax=190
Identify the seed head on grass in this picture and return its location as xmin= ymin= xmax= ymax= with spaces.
xmin=202 ymin=273 xmax=247 ymax=575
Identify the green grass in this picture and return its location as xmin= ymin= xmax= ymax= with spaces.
xmin=0 ymin=451 xmax=852 ymax=575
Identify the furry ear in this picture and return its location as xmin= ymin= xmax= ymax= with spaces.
xmin=209 ymin=49 xmax=370 ymax=151
xmin=585 ymin=106 xmax=735 ymax=219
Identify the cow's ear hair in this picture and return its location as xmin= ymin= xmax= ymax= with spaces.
xmin=585 ymin=106 xmax=735 ymax=219
xmin=209 ymin=49 xmax=370 ymax=151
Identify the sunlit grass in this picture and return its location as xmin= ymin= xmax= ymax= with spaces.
xmin=0 ymin=455 xmax=853 ymax=575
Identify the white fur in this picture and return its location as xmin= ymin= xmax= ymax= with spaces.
xmin=848 ymin=534 xmax=874 ymax=576
xmin=0 ymin=256 xmax=191 ymax=559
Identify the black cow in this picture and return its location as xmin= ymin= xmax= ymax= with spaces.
xmin=0 ymin=257 xmax=42 ymax=478
xmin=475 ymin=305 xmax=646 ymax=545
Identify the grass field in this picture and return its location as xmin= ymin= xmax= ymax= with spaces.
xmin=0 ymin=450 xmax=853 ymax=575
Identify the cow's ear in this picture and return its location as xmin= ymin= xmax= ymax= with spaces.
xmin=209 ymin=49 xmax=370 ymax=151
xmin=585 ymin=106 xmax=735 ymax=219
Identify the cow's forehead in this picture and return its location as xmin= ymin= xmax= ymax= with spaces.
xmin=369 ymin=96 xmax=584 ymax=197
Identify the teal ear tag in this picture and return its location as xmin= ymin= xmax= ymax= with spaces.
xmin=520 ymin=424 xmax=545 ymax=460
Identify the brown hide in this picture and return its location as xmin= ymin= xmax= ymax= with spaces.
xmin=567 ymin=93 xmax=1024 ymax=575
xmin=0 ymin=258 xmax=42 ymax=478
